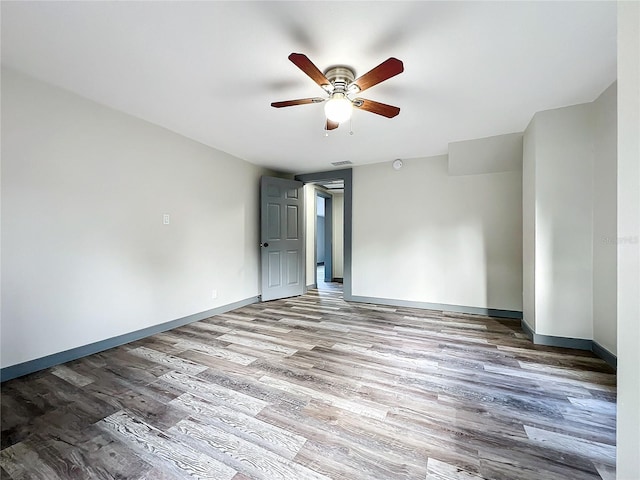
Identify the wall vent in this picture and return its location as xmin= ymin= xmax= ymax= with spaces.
xmin=331 ymin=161 xmax=353 ymax=166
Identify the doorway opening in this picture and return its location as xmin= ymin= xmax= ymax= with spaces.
xmin=308 ymin=180 xmax=344 ymax=291
xmin=315 ymin=192 xmax=333 ymax=290
xmin=296 ymin=168 xmax=352 ymax=299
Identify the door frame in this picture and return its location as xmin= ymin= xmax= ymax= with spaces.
xmin=315 ymin=190 xmax=333 ymax=284
xmin=295 ymin=168 xmax=352 ymax=300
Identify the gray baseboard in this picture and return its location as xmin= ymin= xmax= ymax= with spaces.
xmin=520 ymin=320 xmax=617 ymax=370
xmin=591 ymin=341 xmax=617 ymax=369
xmin=349 ymin=295 xmax=522 ymax=319
xmin=0 ymin=296 xmax=260 ymax=383
xmin=520 ymin=319 xmax=536 ymax=340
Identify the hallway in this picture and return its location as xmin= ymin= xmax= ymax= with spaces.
xmin=316 ymin=264 xmax=342 ymax=292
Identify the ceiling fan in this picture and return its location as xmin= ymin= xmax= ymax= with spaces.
xmin=271 ymin=53 xmax=404 ymax=131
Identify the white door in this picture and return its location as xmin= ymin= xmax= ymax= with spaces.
xmin=260 ymin=176 xmax=305 ymax=301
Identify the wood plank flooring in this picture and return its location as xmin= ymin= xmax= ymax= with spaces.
xmin=1 ymin=285 xmax=617 ymax=479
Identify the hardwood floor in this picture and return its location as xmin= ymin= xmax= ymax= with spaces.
xmin=1 ymin=285 xmax=616 ymax=479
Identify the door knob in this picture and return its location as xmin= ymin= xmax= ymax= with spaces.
xmin=260 ymin=242 xmax=269 ymax=247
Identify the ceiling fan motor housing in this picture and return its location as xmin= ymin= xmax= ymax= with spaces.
xmin=324 ymin=66 xmax=356 ymax=94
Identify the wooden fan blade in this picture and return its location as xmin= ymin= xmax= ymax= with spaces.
xmin=354 ymin=98 xmax=401 ymax=118
xmin=288 ymin=53 xmax=331 ymax=90
xmin=271 ymin=97 xmax=324 ymax=108
xmin=352 ymin=58 xmax=404 ymax=93
xmin=326 ymin=119 xmax=339 ymax=130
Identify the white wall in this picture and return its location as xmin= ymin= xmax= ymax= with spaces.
xmin=449 ymin=133 xmax=523 ymax=176
xmin=592 ymin=82 xmax=617 ymax=354
xmin=523 ymin=85 xmax=617 ymax=345
xmin=533 ymin=103 xmax=595 ymax=340
xmin=1 ymin=68 xmax=266 ymax=368
xmin=617 ymin=2 xmax=640 ymax=476
xmin=352 ymin=156 xmax=523 ymax=311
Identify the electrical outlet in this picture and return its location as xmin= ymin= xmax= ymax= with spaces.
xmin=163 ymin=214 xmax=170 ymax=225
xmin=211 ymin=289 xmax=218 ymax=299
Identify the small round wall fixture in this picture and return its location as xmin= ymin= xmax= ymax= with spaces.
xmin=392 ymin=159 xmax=403 ymax=170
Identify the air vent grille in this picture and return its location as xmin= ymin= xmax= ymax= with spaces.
xmin=331 ymin=161 xmax=353 ymax=166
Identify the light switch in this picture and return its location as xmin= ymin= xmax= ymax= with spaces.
xmin=163 ymin=214 xmax=170 ymax=225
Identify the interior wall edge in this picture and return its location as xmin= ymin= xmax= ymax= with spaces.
xmin=0 ymin=295 xmax=259 ymax=383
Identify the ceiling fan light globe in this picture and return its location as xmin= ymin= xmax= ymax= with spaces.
xmin=324 ymin=94 xmax=353 ymax=123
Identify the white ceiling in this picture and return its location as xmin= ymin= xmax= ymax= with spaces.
xmin=1 ymin=1 xmax=617 ymax=174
